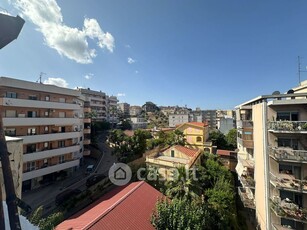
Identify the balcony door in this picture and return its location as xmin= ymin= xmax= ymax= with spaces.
xmin=276 ymin=112 xmax=299 ymax=121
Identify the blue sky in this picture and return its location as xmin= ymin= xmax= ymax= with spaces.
xmin=1 ymin=0 xmax=307 ymax=109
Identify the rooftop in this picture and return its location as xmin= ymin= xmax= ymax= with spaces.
xmin=55 ymin=181 xmax=163 ymax=230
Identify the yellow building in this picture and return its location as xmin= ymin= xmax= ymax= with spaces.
xmin=176 ymin=122 xmax=213 ymax=152
xmin=146 ymin=145 xmax=201 ymax=180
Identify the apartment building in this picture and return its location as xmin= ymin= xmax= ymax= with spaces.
xmin=78 ymin=88 xmax=107 ymax=121
xmin=0 ymin=77 xmax=84 ymax=191
xmin=130 ymin=117 xmax=147 ymax=130
xmin=117 ymin=102 xmax=130 ymax=116
xmin=168 ymin=114 xmax=189 ymax=127
xmin=236 ymin=81 xmax=307 ymax=230
xmin=106 ymin=95 xmax=118 ymax=125
xmin=129 ymin=105 xmax=142 ymax=117
xmin=202 ymin=110 xmax=217 ymax=130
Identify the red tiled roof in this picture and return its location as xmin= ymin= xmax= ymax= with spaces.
xmin=174 ymin=145 xmax=200 ymax=158
xmin=187 ymin=122 xmax=207 ymax=127
xmin=56 ymin=181 xmax=163 ymax=230
xmin=217 ymin=149 xmax=237 ymax=157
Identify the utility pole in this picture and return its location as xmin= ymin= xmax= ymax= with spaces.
xmin=298 ymin=56 xmax=307 ymax=86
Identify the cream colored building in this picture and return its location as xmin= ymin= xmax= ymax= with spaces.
xmin=0 ymin=136 xmax=23 ymax=199
xmin=146 ymin=145 xmax=201 ymax=180
xmin=0 ymin=77 xmax=84 ymax=191
xmin=236 ymin=81 xmax=307 ymax=230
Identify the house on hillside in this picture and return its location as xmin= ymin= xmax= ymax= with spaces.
xmin=176 ymin=122 xmax=214 ymax=153
xmin=146 ymin=145 xmax=201 ymax=180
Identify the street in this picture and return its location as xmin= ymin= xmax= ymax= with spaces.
xmin=21 ymin=131 xmax=116 ymax=216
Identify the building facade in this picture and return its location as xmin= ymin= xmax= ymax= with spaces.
xmin=236 ymin=81 xmax=307 ymax=230
xmin=106 ymin=95 xmax=118 ymax=125
xmin=117 ymin=102 xmax=130 ymax=116
xmin=0 ymin=77 xmax=84 ymax=191
xmin=129 ymin=105 xmax=142 ymax=117
xmin=168 ymin=114 xmax=189 ymax=127
xmin=130 ymin=117 xmax=147 ymax=130
xmin=218 ymin=116 xmax=235 ymax=134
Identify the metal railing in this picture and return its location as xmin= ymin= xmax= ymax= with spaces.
xmin=269 ymin=147 xmax=307 ymax=162
xmin=268 ymin=121 xmax=307 ymax=132
xmin=270 ymin=173 xmax=307 ymax=193
xmin=238 ymin=187 xmax=255 ymax=209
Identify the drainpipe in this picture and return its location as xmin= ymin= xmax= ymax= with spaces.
xmin=0 ymin=113 xmax=21 ymax=229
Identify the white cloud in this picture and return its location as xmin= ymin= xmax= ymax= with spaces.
xmin=135 ymin=70 xmax=139 ymax=74
xmin=127 ymin=57 xmax=135 ymax=64
xmin=84 ymin=73 xmax=93 ymax=80
xmin=125 ymin=44 xmax=131 ymax=48
xmin=13 ymin=0 xmax=115 ymax=64
xmin=0 ymin=9 xmax=11 ymax=15
xmin=43 ymin=77 xmax=68 ymax=88
xmin=117 ymin=93 xmax=126 ymax=97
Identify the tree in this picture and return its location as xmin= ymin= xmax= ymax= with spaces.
xmin=28 ymin=206 xmax=64 ymax=230
xmin=226 ymin=128 xmax=237 ymax=150
xmin=152 ymin=198 xmax=213 ymax=230
xmin=165 ymin=166 xmax=202 ymax=200
xmin=209 ymin=130 xmax=228 ymax=149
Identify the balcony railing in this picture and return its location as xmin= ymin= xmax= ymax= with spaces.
xmin=240 ymin=175 xmax=255 ymax=188
xmin=269 ymin=147 xmax=307 ymax=162
xmin=237 ymin=120 xmax=253 ymax=128
xmin=238 ymin=187 xmax=255 ymax=209
xmin=272 ymin=224 xmax=295 ymax=230
xmin=270 ymin=173 xmax=307 ymax=193
xmin=271 ymin=197 xmax=307 ymax=223
xmin=268 ymin=121 xmax=307 ymax=132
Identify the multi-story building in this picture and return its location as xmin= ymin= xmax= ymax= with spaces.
xmin=236 ymin=81 xmax=307 ymax=230
xmin=117 ymin=102 xmax=130 ymax=116
xmin=106 ymin=95 xmax=118 ymax=124
xmin=0 ymin=77 xmax=84 ymax=191
xmin=217 ymin=116 xmax=235 ymax=134
xmin=130 ymin=117 xmax=147 ymax=130
xmin=202 ymin=110 xmax=217 ymax=130
xmin=78 ymin=88 xmax=107 ymax=121
xmin=82 ymin=98 xmax=91 ymax=156
xmin=146 ymin=145 xmax=201 ymax=180
xmin=129 ymin=105 xmax=142 ymax=117
xmin=169 ymin=114 xmax=189 ymax=127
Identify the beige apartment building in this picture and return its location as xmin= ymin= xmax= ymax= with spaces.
xmin=0 ymin=77 xmax=84 ymax=191
xmin=236 ymin=81 xmax=307 ymax=230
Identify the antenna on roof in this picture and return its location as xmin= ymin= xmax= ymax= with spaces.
xmin=298 ymin=56 xmax=307 ymax=86
xmin=36 ymin=72 xmax=46 ymax=84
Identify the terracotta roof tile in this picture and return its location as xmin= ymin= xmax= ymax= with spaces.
xmin=174 ymin=145 xmax=200 ymax=158
xmin=56 ymin=181 xmax=163 ymax=230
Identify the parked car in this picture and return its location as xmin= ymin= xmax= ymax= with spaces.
xmin=85 ymin=164 xmax=94 ymax=175
xmin=55 ymin=189 xmax=81 ymax=205
xmin=86 ymin=174 xmax=106 ymax=187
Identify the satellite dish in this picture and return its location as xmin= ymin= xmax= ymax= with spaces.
xmin=272 ymin=91 xmax=280 ymax=95
xmin=287 ymin=89 xmax=294 ymax=94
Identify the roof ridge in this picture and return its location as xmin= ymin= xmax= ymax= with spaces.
xmin=85 ymin=181 xmax=145 ymax=230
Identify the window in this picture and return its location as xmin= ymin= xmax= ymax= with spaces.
xmin=277 ymin=112 xmax=299 ymax=121
xmin=44 ymin=142 xmax=49 ymax=149
xmin=44 ymin=111 xmax=49 ymax=117
xmin=4 ymin=128 xmax=16 ymax=136
xmin=278 ymin=138 xmax=298 ymax=149
xmin=59 ymin=155 xmax=65 ymax=163
xmin=58 ymin=140 xmax=65 ymax=148
xmin=171 ymin=150 xmax=175 ymax=157
xmin=196 ymin=136 xmax=202 ymax=142
xmin=44 ymin=126 xmax=49 ymax=133
xmin=27 ymin=111 xmax=37 ymax=118
xmin=45 ymin=96 xmax=50 ymax=101
xmin=26 ymin=162 xmax=36 ymax=171
xmin=6 ymin=92 xmax=17 ymax=98
xmin=59 ymin=112 xmax=65 ymax=118
xmin=28 ymin=95 xmax=37 ymax=100
xmin=26 ymin=144 xmax=36 ymax=154
xmin=5 ymin=110 xmax=16 ymax=117
xmin=59 ymin=126 xmax=65 ymax=133
xmin=59 ymin=98 xmax=66 ymax=103
xmin=27 ymin=128 xmax=36 ymax=135
xmin=80 ymin=136 xmax=83 ymax=141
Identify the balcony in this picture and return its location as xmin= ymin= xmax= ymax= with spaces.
xmin=268 ymin=121 xmax=307 ymax=133
xmin=238 ymin=187 xmax=255 ymax=209
xmin=20 ymin=131 xmax=81 ymax=144
xmin=84 ymin=118 xmax=91 ymax=123
xmin=237 ymin=120 xmax=253 ymax=128
xmin=269 ymin=147 xmax=307 ymax=163
xmin=270 ymin=173 xmax=307 ymax=193
xmin=84 ymin=107 xmax=91 ymax=113
xmin=146 ymin=156 xmax=189 ymax=169
xmin=272 ymin=224 xmax=295 ymax=230
xmin=83 ymin=128 xmax=91 ymax=134
xmin=240 ymin=174 xmax=255 ymax=188
xmin=83 ymin=149 xmax=91 ymax=156
xmin=23 ymin=145 xmax=80 ymax=162
xmin=271 ymin=197 xmax=307 ymax=224
xmin=83 ymin=139 xmax=91 ymax=145
xmin=0 ymin=97 xmax=80 ymax=110
xmin=236 ymin=156 xmax=254 ymax=178
xmin=23 ymin=159 xmax=80 ymax=181
xmin=3 ymin=117 xmax=82 ymax=127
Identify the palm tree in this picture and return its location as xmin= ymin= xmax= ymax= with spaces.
xmin=165 ymin=166 xmax=202 ymax=200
